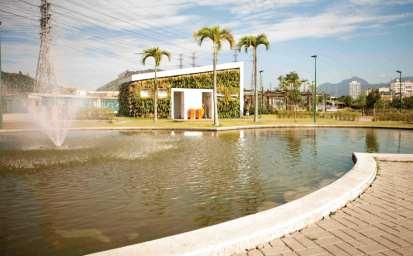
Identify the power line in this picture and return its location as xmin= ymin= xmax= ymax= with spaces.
xmin=13 ymin=0 xmax=217 ymax=64
xmin=14 ymin=0 xmax=39 ymax=8
xmin=50 ymin=1 xmax=199 ymax=56
xmin=0 ymin=8 xmax=39 ymax=22
xmin=191 ymin=52 xmax=196 ymax=67
xmin=179 ymin=53 xmax=183 ymax=69
xmin=67 ymin=0 xmax=190 ymax=41
xmin=7 ymin=0 xmax=228 ymax=72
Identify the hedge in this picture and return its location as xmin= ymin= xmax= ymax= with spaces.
xmin=318 ymin=111 xmax=361 ymax=121
xmin=374 ymin=111 xmax=413 ymax=122
xmin=77 ymin=107 xmax=115 ymax=120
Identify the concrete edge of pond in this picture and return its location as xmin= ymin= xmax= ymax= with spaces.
xmin=85 ymin=153 xmax=413 ymax=256
xmin=1 ymin=124 xmax=413 ymax=133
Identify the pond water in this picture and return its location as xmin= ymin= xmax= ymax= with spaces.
xmin=1 ymin=128 xmax=412 ymax=255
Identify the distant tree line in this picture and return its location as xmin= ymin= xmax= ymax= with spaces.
xmin=336 ymin=92 xmax=413 ymax=113
xmin=1 ymin=71 xmax=35 ymax=95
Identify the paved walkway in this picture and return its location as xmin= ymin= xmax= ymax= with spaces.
xmin=235 ymin=160 xmax=413 ymax=256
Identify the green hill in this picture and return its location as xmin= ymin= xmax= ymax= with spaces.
xmin=1 ymin=71 xmax=35 ymax=95
xmin=97 ymin=69 xmax=158 ymax=91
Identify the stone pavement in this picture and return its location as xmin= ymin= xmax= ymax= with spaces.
xmin=235 ymin=160 xmax=413 ymax=256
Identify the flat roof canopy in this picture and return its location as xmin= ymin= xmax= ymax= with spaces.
xmin=126 ymin=62 xmax=244 ymax=82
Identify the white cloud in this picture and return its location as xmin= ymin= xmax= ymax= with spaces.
xmin=286 ymin=12 xmax=405 ymax=40
xmin=1 ymin=0 xmax=412 ymax=89
xmin=350 ymin=0 xmax=413 ymax=5
xmin=196 ymin=0 xmax=315 ymax=14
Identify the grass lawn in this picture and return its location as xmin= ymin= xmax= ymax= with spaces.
xmin=2 ymin=114 xmax=412 ymax=130
xmin=70 ymin=115 xmax=413 ymax=129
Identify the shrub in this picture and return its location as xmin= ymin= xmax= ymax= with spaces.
xmin=274 ymin=110 xmax=312 ymax=119
xmin=77 ymin=108 xmax=115 ymax=120
xmin=374 ymin=111 xmax=413 ymax=122
xmin=318 ymin=111 xmax=361 ymax=121
xmin=408 ymin=113 xmax=413 ymax=123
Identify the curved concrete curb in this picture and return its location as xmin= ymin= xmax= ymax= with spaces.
xmin=86 ymin=152 xmax=379 ymax=256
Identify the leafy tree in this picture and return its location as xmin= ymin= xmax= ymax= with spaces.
xmin=336 ymin=96 xmax=352 ymax=107
xmin=1 ymin=71 xmax=35 ymax=94
xmin=237 ymin=34 xmax=270 ymax=122
xmin=391 ymin=97 xmax=402 ymax=109
xmin=278 ymin=72 xmax=303 ymax=121
xmin=353 ymin=95 xmax=366 ymax=115
xmin=366 ymin=89 xmax=381 ymax=109
xmin=403 ymin=96 xmax=413 ymax=109
xmin=141 ymin=47 xmax=171 ymax=122
xmin=194 ymin=26 xmax=235 ymax=126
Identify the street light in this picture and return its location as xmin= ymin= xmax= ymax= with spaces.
xmin=311 ymin=55 xmax=317 ymax=124
xmin=396 ymin=70 xmax=402 ymax=112
xmin=259 ymin=70 xmax=264 ymax=116
xmin=0 ymin=21 xmax=3 ymax=128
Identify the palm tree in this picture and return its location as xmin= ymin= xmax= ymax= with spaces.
xmin=141 ymin=47 xmax=171 ymax=122
xmin=237 ymin=34 xmax=269 ymax=122
xmin=193 ymin=26 xmax=235 ymax=126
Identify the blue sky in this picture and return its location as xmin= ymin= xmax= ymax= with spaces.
xmin=1 ymin=0 xmax=413 ymax=90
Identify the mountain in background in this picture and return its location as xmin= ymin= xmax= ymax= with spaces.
xmin=97 ymin=69 xmax=159 ymax=91
xmin=318 ymin=76 xmax=389 ymax=97
xmin=390 ymin=76 xmax=413 ymax=83
xmin=1 ymin=71 xmax=35 ymax=95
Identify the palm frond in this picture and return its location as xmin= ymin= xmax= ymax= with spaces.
xmin=256 ymin=33 xmax=270 ymax=50
xmin=193 ymin=27 xmax=213 ymax=46
xmin=237 ymin=36 xmax=254 ymax=53
xmin=141 ymin=47 xmax=171 ymax=67
xmin=193 ymin=25 xmax=234 ymax=51
xmin=221 ymin=28 xmax=235 ymax=48
xmin=161 ymin=50 xmax=171 ymax=61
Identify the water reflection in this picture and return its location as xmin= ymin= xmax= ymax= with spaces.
xmin=0 ymin=128 xmax=412 ymax=256
xmin=365 ymin=129 xmax=379 ymax=152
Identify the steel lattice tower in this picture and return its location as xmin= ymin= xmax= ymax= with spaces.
xmin=35 ymin=0 xmax=57 ymax=93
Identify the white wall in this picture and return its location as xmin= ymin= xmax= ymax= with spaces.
xmin=184 ymin=90 xmax=202 ymax=119
xmin=171 ymin=88 xmax=212 ymax=119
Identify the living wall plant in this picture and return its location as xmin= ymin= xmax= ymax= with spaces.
xmin=119 ymin=69 xmax=240 ymax=118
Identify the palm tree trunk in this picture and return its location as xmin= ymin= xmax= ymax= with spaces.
xmin=154 ymin=66 xmax=158 ymax=123
xmin=294 ymin=104 xmax=297 ymax=122
xmin=253 ymin=47 xmax=258 ymax=123
xmin=212 ymin=46 xmax=219 ymax=126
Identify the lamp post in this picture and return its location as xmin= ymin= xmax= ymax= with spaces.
xmin=311 ymin=55 xmax=317 ymax=124
xmin=259 ymin=70 xmax=263 ymax=116
xmin=396 ymin=70 xmax=402 ymax=112
xmin=0 ymin=21 xmax=3 ymax=128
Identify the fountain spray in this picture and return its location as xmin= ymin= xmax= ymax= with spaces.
xmin=31 ymin=0 xmax=77 ymax=147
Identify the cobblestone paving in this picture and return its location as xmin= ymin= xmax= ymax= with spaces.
xmin=234 ymin=161 xmax=413 ymax=256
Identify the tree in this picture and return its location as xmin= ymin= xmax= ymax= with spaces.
xmin=278 ymin=72 xmax=303 ymax=121
xmin=237 ymin=34 xmax=270 ymax=122
xmin=141 ymin=47 xmax=171 ymax=122
xmin=353 ymin=95 xmax=366 ymax=115
xmin=391 ymin=97 xmax=402 ymax=109
xmin=366 ymin=89 xmax=381 ymax=109
xmin=194 ymin=26 xmax=235 ymax=126
xmin=337 ymin=96 xmax=353 ymax=107
xmin=403 ymin=96 xmax=413 ymax=109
